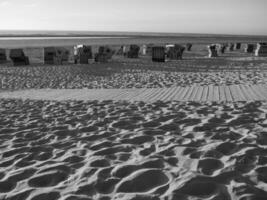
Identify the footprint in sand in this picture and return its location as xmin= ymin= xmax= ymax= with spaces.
xmin=30 ymin=192 xmax=60 ymax=200
xmin=198 ymin=158 xmax=224 ymax=175
xmin=116 ymin=169 xmax=169 ymax=193
xmin=28 ymin=170 xmax=68 ymax=187
xmin=256 ymin=167 xmax=267 ymax=183
xmin=112 ymin=120 xmax=138 ymax=130
xmin=112 ymin=165 xmax=139 ymax=178
xmin=215 ymin=142 xmax=238 ymax=155
xmin=95 ymin=178 xmax=120 ymax=194
xmin=174 ymin=179 xmax=218 ymax=197
xmin=90 ymin=158 xmax=110 ymax=167
xmin=8 ymin=168 xmax=36 ymax=183
xmin=0 ymin=179 xmax=16 ymax=193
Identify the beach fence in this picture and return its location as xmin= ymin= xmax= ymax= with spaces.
xmin=207 ymin=44 xmax=218 ymax=58
xmin=44 ymin=47 xmax=69 ymax=65
xmin=255 ymin=43 xmax=267 ymax=57
xmin=9 ymin=49 xmax=30 ymax=66
xmin=0 ymin=49 xmax=7 ymax=63
xmin=74 ymin=45 xmax=93 ymax=64
xmin=152 ymin=46 xmax=165 ymax=62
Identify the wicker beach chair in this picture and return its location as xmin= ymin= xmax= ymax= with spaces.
xmin=152 ymin=46 xmax=165 ymax=62
xmin=0 ymin=49 xmax=7 ymax=63
xmin=9 ymin=49 xmax=29 ymax=66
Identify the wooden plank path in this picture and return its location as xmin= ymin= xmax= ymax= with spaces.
xmin=0 ymin=84 xmax=267 ymax=102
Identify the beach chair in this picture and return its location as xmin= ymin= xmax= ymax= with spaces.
xmin=207 ymin=44 xmax=218 ymax=57
xmin=217 ymin=44 xmax=227 ymax=54
xmin=44 ymin=47 xmax=69 ymax=65
xmin=166 ymin=44 xmax=185 ymax=60
xmin=186 ymin=43 xmax=192 ymax=51
xmin=152 ymin=46 xmax=165 ymax=62
xmin=255 ymin=43 xmax=267 ymax=57
xmin=95 ymin=46 xmax=114 ymax=62
xmin=74 ymin=45 xmax=93 ymax=64
xmin=244 ymin=44 xmax=255 ymax=53
xmin=9 ymin=49 xmax=29 ymax=66
xmin=127 ymin=45 xmax=140 ymax=58
xmin=228 ymin=43 xmax=234 ymax=51
xmin=0 ymin=49 xmax=7 ymax=63
xmin=234 ymin=43 xmax=241 ymax=50
xmin=141 ymin=45 xmax=147 ymax=55
xmin=116 ymin=46 xmax=124 ymax=55
xmin=146 ymin=44 xmax=154 ymax=56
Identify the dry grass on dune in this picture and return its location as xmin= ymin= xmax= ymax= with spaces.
xmin=0 ymin=99 xmax=267 ymax=199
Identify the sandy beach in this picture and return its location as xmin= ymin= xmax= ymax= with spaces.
xmin=1 ymin=35 xmax=267 ymax=200
xmin=0 ymin=99 xmax=267 ymax=200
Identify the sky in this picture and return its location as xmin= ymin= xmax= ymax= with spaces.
xmin=0 ymin=0 xmax=267 ymax=35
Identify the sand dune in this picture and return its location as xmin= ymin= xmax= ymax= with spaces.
xmin=0 ymin=99 xmax=267 ymax=199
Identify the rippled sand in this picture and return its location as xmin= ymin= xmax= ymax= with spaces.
xmin=1 ymin=61 xmax=267 ymax=90
xmin=0 ymin=99 xmax=267 ymax=200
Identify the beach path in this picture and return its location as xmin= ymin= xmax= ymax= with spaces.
xmin=0 ymin=84 xmax=266 ymax=102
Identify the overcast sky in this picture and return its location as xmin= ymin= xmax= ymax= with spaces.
xmin=0 ymin=0 xmax=266 ymax=35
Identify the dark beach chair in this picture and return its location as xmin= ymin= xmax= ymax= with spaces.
xmin=234 ymin=43 xmax=241 ymax=50
xmin=152 ymin=46 xmax=165 ymax=62
xmin=0 ymin=49 xmax=7 ymax=63
xmin=228 ymin=43 xmax=234 ymax=51
xmin=44 ymin=47 xmax=69 ymax=65
xmin=244 ymin=44 xmax=255 ymax=53
xmin=166 ymin=44 xmax=185 ymax=60
xmin=218 ymin=44 xmax=227 ymax=54
xmin=95 ymin=46 xmax=114 ymax=62
xmin=127 ymin=45 xmax=140 ymax=58
xmin=255 ymin=43 xmax=267 ymax=57
xmin=9 ymin=49 xmax=29 ymax=66
xmin=208 ymin=44 xmax=218 ymax=57
xmin=186 ymin=43 xmax=192 ymax=51
xmin=74 ymin=45 xmax=93 ymax=64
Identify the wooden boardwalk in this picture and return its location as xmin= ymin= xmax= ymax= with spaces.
xmin=0 ymin=84 xmax=267 ymax=102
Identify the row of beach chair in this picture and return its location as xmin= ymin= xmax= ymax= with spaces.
xmin=0 ymin=43 xmax=266 ymax=66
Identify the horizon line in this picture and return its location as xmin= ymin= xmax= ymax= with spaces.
xmin=0 ymin=30 xmax=267 ymax=38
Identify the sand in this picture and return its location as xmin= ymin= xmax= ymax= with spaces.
xmin=1 ymin=36 xmax=267 ymax=200
xmin=0 ymin=99 xmax=267 ymax=200
xmin=1 ymin=64 xmax=267 ymax=90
